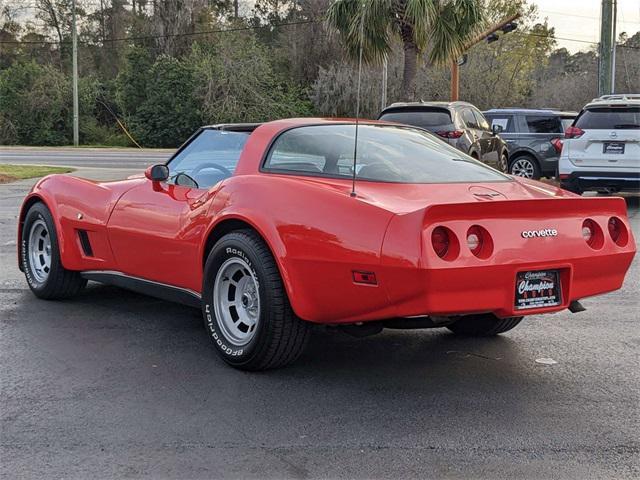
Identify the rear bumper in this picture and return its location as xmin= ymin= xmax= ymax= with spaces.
xmin=389 ymin=251 xmax=635 ymax=319
xmin=561 ymin=171 xmax=640 ymax=192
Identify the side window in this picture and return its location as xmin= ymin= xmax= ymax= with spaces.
xmin=461 ymin=108 xmax=478 ymax=128
xmin=473 ymin=109 xmax=490 ymax=130
xmin=264 ymin=129 xmax=327 ymax=174
xmin=167 ymin=129 xmax=250 ymax=189
xmin=487 ymin=115 xmax=515 ymax=133
xmin=525 ymin=116 xmax=563 ymax=133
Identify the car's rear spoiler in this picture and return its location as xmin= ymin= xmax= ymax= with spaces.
xmin=423 ymin=196 xmax=629 ymax=222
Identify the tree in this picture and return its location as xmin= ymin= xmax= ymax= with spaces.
xmin=190 ymin=33 xmax=313 ymax=124
xmin=123 ymin=55 xmax=201 ymax=147
xmin=326 ymin=0 xmax=485 ymax=99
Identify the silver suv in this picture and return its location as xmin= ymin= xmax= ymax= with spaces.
xmin=559 ymin=95 xmax=640 ymax=194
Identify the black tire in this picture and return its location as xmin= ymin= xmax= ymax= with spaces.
xmin=446 ymin=313 xmax=523 ymax=337
xmin=499 ymin=151 xmax=509 ymax=173
xmin=560 ymin=181 xmax=583 ymax=195
xmin=21 ymin=202 xmax=86 ymax=299
xmin=509 ymin=155 xmax=541 ymax=180
xmin=202 ymin=229 xmax=311 ymax=370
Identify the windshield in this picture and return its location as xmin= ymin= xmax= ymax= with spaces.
xmin=167 ymin=129 xmax=250 ymax=188
xmin=264 ymin=124 xmax=509 ymax=184
xmin=379 ymin=109 xmax=454 ymax=132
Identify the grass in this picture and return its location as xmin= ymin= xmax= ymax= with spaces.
xmin=0 ymin=165 xmax=75 ymax=184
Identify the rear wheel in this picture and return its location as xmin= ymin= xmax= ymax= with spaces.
xmin=21 ymin=202 xmax=86 ymax=299
xmin=202 ymin=230 xmax=311 ymax=370
xmin=509 ymin=155 xmax=541 ymax=180
xmin=560 ymin=181 xmax=583 ymax=195
xmin=446 ymin=314 xmax=523 ymax=337
xmin=499 ymin=152 xmax=508 ymax=173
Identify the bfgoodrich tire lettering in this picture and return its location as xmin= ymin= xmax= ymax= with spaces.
xmin=21 ymin=202 xmax=86 ymax=299
xmin=446 ymin=313 xmax=523 ymax=336
xmin=202 ymin=229 xmax=311 ymax=370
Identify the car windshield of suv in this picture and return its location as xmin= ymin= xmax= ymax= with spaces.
xmin=378 ymin=108 xmax=455 ymax=132
xmin=575 ymin=107 xmax=640 ymax=129
xmin=264 ymin=124 xmax=509 ymax=184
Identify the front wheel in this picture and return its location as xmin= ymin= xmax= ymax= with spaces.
xmin=21 ymin=202 xmax=86 ymax=299
xmin=446 ymin=314 xmax=523 ymax=336
xmin=202 ymin=230 xmax=311 ymax=370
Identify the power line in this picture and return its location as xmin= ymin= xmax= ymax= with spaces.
xmin=1 ymin=18 xmax=639 ymax=51
xmin=0 ymin=18 xmax=317 ymax=44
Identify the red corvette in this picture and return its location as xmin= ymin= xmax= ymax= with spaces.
xmin=18 ymin=118 xmax=636 ymax=370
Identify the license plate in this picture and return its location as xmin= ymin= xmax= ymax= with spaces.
xmin=603 ymin=142 xmax=625 ymax=154
xmin=515 ymin=270 xmax=561 ymax=310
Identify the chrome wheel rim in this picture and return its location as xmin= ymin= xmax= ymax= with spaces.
xmin=511 ymin=158 xmax=535 ymax=178
xmin=28 ymin=219 xmax=51 ymax=283
xmin=213 ymin=257 xmax=260 ymax=346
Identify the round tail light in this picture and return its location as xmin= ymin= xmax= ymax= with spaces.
xmin=581 ymin=218 xmax=603 ymax=249
xmin=582 ymin=219 xmax=594 ymax=243
xmin=432 ymin=227 xmax=450 ymax=258
xmin=467 ymin=226 xmax=482 ymax=255
xmin=608 ymin=217 xmax=628 ymax=246
xmin=466 ymin=225 xmax=493 ymax=258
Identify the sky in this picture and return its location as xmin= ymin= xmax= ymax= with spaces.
xmin=6 ymin=0 xmax=640 ymax=54
xmin=533 ymin=0 xmax=640 ymax=52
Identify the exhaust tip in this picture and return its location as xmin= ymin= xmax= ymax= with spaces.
xmin=568 ymin=300 xmax=586 ymax=313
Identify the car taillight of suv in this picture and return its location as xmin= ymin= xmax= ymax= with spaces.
xmin=564 ymin=126 xmax=584 ymax=139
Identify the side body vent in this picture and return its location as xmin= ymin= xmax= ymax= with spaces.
xmin=77 ymin=230 xmax=94 ymax=257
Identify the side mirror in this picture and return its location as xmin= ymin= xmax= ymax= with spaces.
xmin=492 ymin=124 xmax=504 ymax=135
xmin=145 ymin=164 xmax=169 ymax=183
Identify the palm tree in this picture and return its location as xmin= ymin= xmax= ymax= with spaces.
xmin=327 ymin=0 xmax=485 ymax=100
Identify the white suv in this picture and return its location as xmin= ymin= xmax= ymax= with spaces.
xmin=559 ymin=95 xmax=640 ymax=194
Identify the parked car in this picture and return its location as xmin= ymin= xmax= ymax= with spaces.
xmin=559 ymin=95 xmax=640 ymax=194
xmin=483 ymin=108 xmax=577 ymax=179
xmin=378 ymin=101 xmax=508 ymax=172
xmin=18 ymin=118 xmax=636 ymax=370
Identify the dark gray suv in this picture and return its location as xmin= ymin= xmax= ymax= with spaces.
xmin=378 ymin=101 xmax=509 ymax=172
xmin=483 ymin=108 xmax=577 ymax=179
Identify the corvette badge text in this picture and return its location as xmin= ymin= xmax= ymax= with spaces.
xmin=521 ymin=228 xmax=558 ymax=238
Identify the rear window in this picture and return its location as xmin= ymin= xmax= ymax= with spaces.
xmin=263 ymin=124 xmax=509 ymax=184
xmin=525 ymin=115 xmax=562 ymax=133
xmin=575 ymin=107 xmax=640 ymax=129
xmin=378 ymin=108 xmax=453 ymax=131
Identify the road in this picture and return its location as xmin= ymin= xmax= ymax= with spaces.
xmin=0 ymin=147 xmax=173 ymax=170
xmin=1 ymin=162 xmax=639 ymax=479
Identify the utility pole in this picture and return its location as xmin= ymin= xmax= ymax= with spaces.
xmin=381 ymin=58 xmax=388 ymax=110
xmin=450 ymin=61 xmax=459 ymax=101
xmin=598 ymin=0 xmax=615 ymax=96
xmin=72 ymin=0 xmax=79 ymax=146
xmin=611 ymin=0 xmax=617 ymax=92
xmin=450 ymin=13 xmax=520 ymax=101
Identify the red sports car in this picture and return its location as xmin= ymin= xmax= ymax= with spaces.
xmin=18 ymin=118 xmax=636 ymax=370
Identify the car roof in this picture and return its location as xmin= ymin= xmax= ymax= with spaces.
xmin=202 ymin=123 xmax=262 ymax=132
xmin=593 ymin=93 xmax=640 ymax=102
xmin=380 ymin=101 xmax=475 ymax=112
xmin=483 ymin=108 xmax=577 ymax=116
xmin=584 ymin=96 xmax=640 ymax=108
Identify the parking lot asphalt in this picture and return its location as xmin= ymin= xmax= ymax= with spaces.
xmin=1 ymin=166 xmax=639 ymax=479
